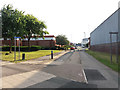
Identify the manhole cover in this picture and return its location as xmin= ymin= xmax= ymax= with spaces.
xmin=84 ymin=69 xmax=106 ymax=81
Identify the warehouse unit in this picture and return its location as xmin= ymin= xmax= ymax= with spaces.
xmin=90 ymin=8 xmax=120 ymax=55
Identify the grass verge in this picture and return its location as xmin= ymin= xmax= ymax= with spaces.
xmin=1 ymin=50 xmax=62 ymax=63
xmin=86 ymin=50 xmax=119 ymax=72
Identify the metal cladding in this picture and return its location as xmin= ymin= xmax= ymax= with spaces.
xmin=90 ymin=9 xmax=119 ymax=46
xmin=90 ymin=8 xmax=120 ymax=55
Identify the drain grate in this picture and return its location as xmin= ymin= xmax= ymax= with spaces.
xmin=84 ymin=69 xmax=106 ymax=81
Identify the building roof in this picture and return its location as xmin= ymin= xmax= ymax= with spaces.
xmin=90 ymin=8 xmax=120 ymax=35
xmin=25 ymin=35 xmax=55 ymax=38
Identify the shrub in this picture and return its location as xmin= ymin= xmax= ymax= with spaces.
xmin=1 ymin=46 xmax=43 ymax=51
xmin=1 ymin=45 xmax=65 ymax=51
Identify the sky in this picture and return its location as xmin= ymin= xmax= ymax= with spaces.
xmin=0 ymin=0 xmax=119 ymax=43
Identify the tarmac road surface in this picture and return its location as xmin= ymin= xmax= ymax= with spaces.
xmin=2 ymin=50 xmax=119 ymax=89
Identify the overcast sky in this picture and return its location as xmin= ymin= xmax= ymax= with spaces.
xmin=0 ymin=0 xmax=119 ymax=43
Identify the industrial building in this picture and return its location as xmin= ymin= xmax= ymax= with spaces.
xmin=81 ymin=38 xmax=89 ymax=47
xmin=90 ymin=8 xmax=120 ymax=55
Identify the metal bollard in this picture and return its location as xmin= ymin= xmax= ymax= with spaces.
xmin=51 ymin=51 xmax=53 ymax=59
xmin=22 ymin=53 xmax=25 ymax=60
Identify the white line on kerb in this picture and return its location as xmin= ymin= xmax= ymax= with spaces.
xmin=82 ymin=69 xmax=88 ymax=84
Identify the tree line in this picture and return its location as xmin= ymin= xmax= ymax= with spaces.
xmin=0 ymin=4 xmax=49 ymax=52
xmin=56 ymin=35 xmax=69 ymax=45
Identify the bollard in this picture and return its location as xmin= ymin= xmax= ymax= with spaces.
xmin=51 ymin=51 xmax=53 ymax=59
xmin=22 ymin=53 xmax=25 ymax=60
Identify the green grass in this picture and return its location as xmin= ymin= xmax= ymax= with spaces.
xmin=1 ymin=50 xmax=62 ymax=62
xmin=86 ymin=50 xmax=119 ymax=72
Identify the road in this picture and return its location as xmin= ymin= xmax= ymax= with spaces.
xmin=80 ymin=51 xmax=119 ymax=88
xmin=2 ymin=50 xmax=119 ymax=89
xmin=26 ymin=50 xmax=97 ymax=88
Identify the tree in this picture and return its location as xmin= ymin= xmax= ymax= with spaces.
xmin=24 ymin=14 xmax=48 ymax=49
xmin=1 ymin=4 xmax=26 ymax=53
xmin=0 ymin=12 xmax=2 ymax=39
xmin=56 ymin=35 xmax=69 ymax=45
xmin=1 ymin=4 xmax=49 ymax=52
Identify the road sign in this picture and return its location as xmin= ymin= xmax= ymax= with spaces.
xmin=14 ymin=37 xmax=21 ymax=39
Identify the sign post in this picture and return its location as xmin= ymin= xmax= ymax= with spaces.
xmin=14 ymin=37 xmax=16 ymax=61
xmin=109 ymin=32 xmax=118 ymax=64
xmin=19 ymin=39 xmax=20 ymax=60
xmin=14 ymin=37 xmax=21 ymax=61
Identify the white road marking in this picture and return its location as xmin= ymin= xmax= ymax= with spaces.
xmin=82 ymin=69 xmax=88 ymax=84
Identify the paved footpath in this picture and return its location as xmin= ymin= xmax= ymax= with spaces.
xmin=80 ymin=51 xmax=119 ymax=88
xmin=1 ymin=51 xmax=70 ymax=88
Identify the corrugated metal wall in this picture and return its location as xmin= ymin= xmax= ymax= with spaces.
xmin=118 ymin=8 xmax=120 ymax=42
xmin=90 ymin=9 xmax=119 ymax=45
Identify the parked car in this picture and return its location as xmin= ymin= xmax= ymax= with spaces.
xmin=70 ymin=47 xmax=75 ymax=50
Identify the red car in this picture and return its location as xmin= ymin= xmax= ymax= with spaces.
xmin=70 ymin=47 xmax=75 ymax=50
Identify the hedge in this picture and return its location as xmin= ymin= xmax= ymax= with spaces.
xmin=0 ymin=45 xmax=65 ymax=51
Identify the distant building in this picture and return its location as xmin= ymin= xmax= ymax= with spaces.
xmin=90 ymin=9 xmax=120 ymax=54
xmin=2 ymin=35 xmax=56 ymax=47
xmin=81 ymin=38 xmax=89 ymax=47
xmin=76 ymin=43 xmax=81 ymax=46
